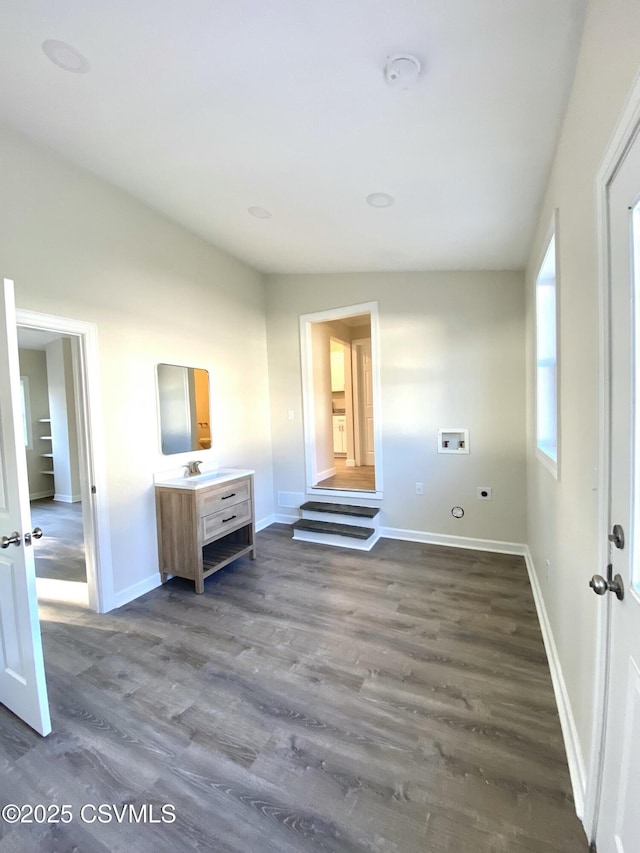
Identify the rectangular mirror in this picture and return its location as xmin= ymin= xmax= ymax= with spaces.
xmin=156 ymin=363 xmax=211 ymax=454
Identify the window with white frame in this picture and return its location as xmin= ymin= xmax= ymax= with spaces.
xmin=535 ymin=227 xmax=558 ymax=474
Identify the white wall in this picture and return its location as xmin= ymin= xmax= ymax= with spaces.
xmin=524 ymin=0 xmax=640 ymax=807
xmin=266 ymin=271 xmax=526 ymax=545
xmin=46 ymin=337 xmax=81 ymax=503
xmin=0 ymin=125 xmax=274 ymax=607
xmin=18 ymin=348 xmax=53 ymax=500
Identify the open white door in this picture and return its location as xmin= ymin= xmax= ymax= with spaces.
xmin=0 ymin=279 xmax=51 ymax=736
xmin=594 ymin=127 xmax=640 ymax=852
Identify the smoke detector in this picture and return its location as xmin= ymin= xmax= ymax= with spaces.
xmin=384 ymin=55 xmax=421 ymax=90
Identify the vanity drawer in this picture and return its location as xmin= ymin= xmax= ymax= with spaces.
xmin=202 ymin=500 xmax=252 ymax=541
xmin=198 ymin=478 xmax=250 ymax=517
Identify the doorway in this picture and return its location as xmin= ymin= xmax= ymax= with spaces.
xmin=16 ymin=309 xmax=111 ymax=613
xmin=300 ymin=301 xmax=383 ymax=499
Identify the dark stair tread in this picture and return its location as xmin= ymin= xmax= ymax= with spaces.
xmin=300 ymin=501 xmax=379 ymax=518
xmin=292 ymin=519 xmax=375 ymax=540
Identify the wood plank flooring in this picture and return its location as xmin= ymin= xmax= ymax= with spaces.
xmin=316 ymin=458 xmax=376 ymax=491
xmin=30 ymin=498 xmax=86 ymax=583
xmin=0 ymin=525 xmax=588 ymax=852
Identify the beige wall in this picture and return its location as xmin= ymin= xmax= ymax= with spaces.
xmin=0 ymin=125 xmax=274 ymax=605
xmin=266 ymin=271 xmax=526 ymax=543
xmin=525 ymin=0 xmax=640 ymax=793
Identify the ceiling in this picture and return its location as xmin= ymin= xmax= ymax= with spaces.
xmin=0 ymin=1 xmax=587 ymax=274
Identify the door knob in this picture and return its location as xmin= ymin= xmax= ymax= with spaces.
xmin=1 ymin=531 xmax=21 ymax=549
xmin=590 ymin=574 xmax=608 ymax=595
xmin=589 ymin=565 xmax=625 ymax=601
xmin=32 ymin=527 xmax=43 ymax=539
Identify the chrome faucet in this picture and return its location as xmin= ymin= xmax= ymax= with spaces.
xmin=186 ymin=460 xmax=203 ymax=476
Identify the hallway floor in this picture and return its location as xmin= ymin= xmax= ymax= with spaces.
xmin=315 ymin=457 xmax=376 ymax=491
xmin=30 ymin=498 xmax=86 ymax=583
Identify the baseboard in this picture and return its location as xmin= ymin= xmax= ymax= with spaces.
xmin=270 ymin=513 xmax=297 ymax=525
xmin=53 ymin=492 xmax=82 ymax=503
xmin=108 ymin=574 xmax=162 ymax=611
xmin=346 ymin=458 xmax=356 ymax=467
xmin=523 ymin=547 xmax=586 ymax=819
xmin=379 ymin=526 xmax=527 ymax=556
xmin=29 ymin=489 xmax=54 ymax=501
xmin=315 ymin=466 xmax=336 ymax=481
xmin=256 ymin=514 xmax=280 ymax=531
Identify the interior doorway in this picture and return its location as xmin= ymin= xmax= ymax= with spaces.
xmin=16 ymin=310 xmax=111 ymax=613
xmin=18 ymin=328 xmax=88 ymax=606
xmin=300 ymin=301 xmax=383 ymax=499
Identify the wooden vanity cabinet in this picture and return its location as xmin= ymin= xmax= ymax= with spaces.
xmin=155 ymin=472 xmax=255 ymax=594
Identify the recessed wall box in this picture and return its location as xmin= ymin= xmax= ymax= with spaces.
xmin=438 ymin=428 xmax=469 ymax=454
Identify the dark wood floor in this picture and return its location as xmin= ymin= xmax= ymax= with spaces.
xmin=0 ymin=525 xmax=588 ymax=852
xmin=31 ymin=498 xmax=86 ymax=583
xmin=316 ymin=458 xmax=376 ymax=491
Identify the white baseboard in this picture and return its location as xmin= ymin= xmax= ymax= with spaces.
xmin=315 ymin=466 xmax=336 ymax=481
xmin=379 ymin=526 xmax=527 ymax=556
xmin=53 ymin=492 xmax=82 ymax=504
xmin=29 ymin=489 xmax=54 ymax=501
xmin=270 ymin=513 xmax=297 ymax=525
xmin=108 ymin=574 xmax=162 ymax=611
xmin=346 ymin=458 xmax=356 ymax=467
xmin=256 ymin=514 xmax=279 ymax=531
xmin=523 ymin=547 xmax=586 ymax=819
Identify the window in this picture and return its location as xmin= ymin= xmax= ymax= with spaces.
xmin=535 ymin=223 xmax=558 ymax=476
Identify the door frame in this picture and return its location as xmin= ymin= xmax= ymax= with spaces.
xmin=299 ymin=300 xmax=383 ymax=500
xmin=16 ymin=309 xmax=113 ymax=613
xmin=586 ymin=69 xmax=640 ymax=842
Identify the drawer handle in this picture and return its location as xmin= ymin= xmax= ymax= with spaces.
xmin=221 ymin=492 xmax=236 ymax=500
xmin=222 ymin=515 xmax=237 ymax=523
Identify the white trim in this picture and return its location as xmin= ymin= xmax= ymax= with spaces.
xmin=310 ymin=486 xmax=383 ymax=500
xmin=523 ymin=547 xmax=586 ymax=818
xmin=535 ymin=445 xmax=559 ymax=479
xmin=379 ymin=526 xmax=527 ymax=556
xmin=53 ymin=492 xmax=82 ymax=503
xmin=256 ymin=514 xmax=279 ymax=531
xmin=586 ymin=68 xmax=640 ymax=842
xmin=299 ymin=301 xmax=384 ymax=499
xmin=270 ymin=513 xmax=297 ymax=525
xmin=315 ymin=466 xmax=336 ymax=482
xmin=110 ymin=574 xmax=161 ymax=611
xmin=16 ymin=309 xmax=113 ymax=613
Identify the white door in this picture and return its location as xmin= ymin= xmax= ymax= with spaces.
xmin=595 ymin=126 xmax=640 ymax=853
xmin=0 ymin=279 xmax=51 ymax=736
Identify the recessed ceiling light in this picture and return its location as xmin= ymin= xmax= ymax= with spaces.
xmin=366 ymin=193 xmax=394 ymax=208
xmin=384 ymin=55 xmax=421 ymax=90
xmin=42 ymin=39 xmax=90 ymax=74
xmin=248 ymin=206 xmax=272 ymax=219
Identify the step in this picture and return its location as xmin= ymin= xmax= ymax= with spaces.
xmin=292 ymin=519 xmax=375 ymax=539
xmin=299 ymin=501 xmax=379 ymax=519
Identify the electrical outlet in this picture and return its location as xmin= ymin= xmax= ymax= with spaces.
xmin=477 ymin=487 xmax=492 ymax=500
xmin=287 ymin=410 xmax=294 ymax=421
xmin=415 ymin=482 xmax=424 ymax=495
xmin=545 ymin=558 xmax=551 ymax=580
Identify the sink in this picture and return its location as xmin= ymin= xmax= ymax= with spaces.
xmin=154 ymin=467 xmax=255 ymax=490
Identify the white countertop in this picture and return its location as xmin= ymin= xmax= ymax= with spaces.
xmin=154 ymin=467 xmax=254 ymax=491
